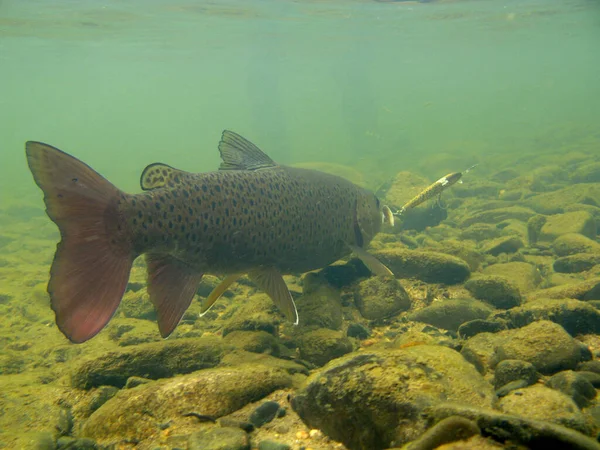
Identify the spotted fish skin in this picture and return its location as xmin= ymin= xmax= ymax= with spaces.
xmin=125 ymin=166 xmax=381 ymax=274
xmin=25 ymin=130 xmax=391 ymax=343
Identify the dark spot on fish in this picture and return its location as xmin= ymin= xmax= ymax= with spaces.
xmin=183 ymin=190 xmax=189 ymax=198
xmin=203 ymin=224 xmax=208 ymax=232
xmin=202 ymin=185 xmax=208 ymax=192
xmin=177 ymin=215 xmax=182 ymax=222
xmin=174 ymin=176 xmax=180 ymax=183
xmin=225 ymin=208 xmax=229 ymax=217
xmin=211 ymin=202 xmax=216 ymax=210
xmin=137 ymin=211 xmax=142 ymax=219
xmin=133 ymin=218 xmax=137 ymax=225
xmin=168 ymin=221 xmax=173 ymax=229
xmin=155 ymin=202 xmax=161 ymax=210
xmin=216 ymin=218 xmax=220 ymax=225
xmin=215 ymin=185 xmax=221 ymax=193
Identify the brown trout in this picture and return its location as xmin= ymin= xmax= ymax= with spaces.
xmin=26 ymin=130 xmax=393 ymax=343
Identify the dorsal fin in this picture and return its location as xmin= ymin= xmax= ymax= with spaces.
xmin=140 ymin=163 xmax=190 ymax=191
xmin=218 ymin=130 xmax=277 ymax=171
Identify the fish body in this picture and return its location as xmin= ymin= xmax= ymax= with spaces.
xmin=25 ymin=130 xmax=392 ymax=343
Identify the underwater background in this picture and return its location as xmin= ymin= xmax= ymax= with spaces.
xmin=1 ymin=0 xmax=600 ymax=449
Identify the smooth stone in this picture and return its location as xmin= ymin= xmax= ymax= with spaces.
xmin=465 ymin=275 xmax=521 ymax=309
xmin=409 ymin=299 xmax=493 ymax=332
xmin=494 ymin=359 xmax=538 ymax=389
xmin=546 ymin=371 xmax=597 ymax=408
xmin=458 ymin=319 xmax=507 ymax=339
xmin=187 ymin=426 xmax=250 ymax=450
xmin=249 ymin=401 xmax=281 ymax=428
xmin=354 ymin=276 xmax=411 ymax=320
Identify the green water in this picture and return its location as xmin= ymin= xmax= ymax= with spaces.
xmin=2 ymin=0 xmax=599 ymax=201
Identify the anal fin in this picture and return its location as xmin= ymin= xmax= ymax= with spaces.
xmin=146 ymin=254 xmax=203 ymax=338
xmin=248 ymin=268 xmax=298 ymax=325
xmin=200 ymin=274 xmax=241 ymax=316
xmin=348 ymin=245 xmax=394 ymax=277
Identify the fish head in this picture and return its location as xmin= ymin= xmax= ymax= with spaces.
xmin=355 ymin=191 xmax=384 ymax=245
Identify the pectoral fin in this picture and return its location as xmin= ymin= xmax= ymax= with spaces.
xmin=349 ymin=245 xmax=394 ymax=277
xmin=248 ymin=267 xmax=298 ymax=325
xmin=200 ymin=274 xmax=241 ymax=316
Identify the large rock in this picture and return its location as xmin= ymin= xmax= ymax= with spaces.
xmin=498 ymin=385 xmax=594 ymax=435
xmin=492 ymin=321 xmax=585 ymax=375
xmin=297 ymin=329 xmax=353 ymax=367
xmin=460 ymin=207 xmax=536 ymax=227
xmin=409 ymin=299 xmax=493 ymax=332
xmin=291 ymin=345 xmax=494 ymax=449
xmin=83 ymin=360 xmax=299 ymax=445
xmin=525 ymin=184 xmax=600 ymax=215
xmin=491 ymin=298 xmax=600 ymax=336
xmin=482 ymin=262 xmax=542 ymax=293
xmin=465 ymin=276 xmax=521 ymax=309
xmin=538 ymin=211 xmax=597 ymax=242
xmin=373 ymin=248 xmax=470 ymax=284
xmin=353 ymin=276 xmax=411 ymax=320
xmin=571 ymin=162 xmax=600 ymax=183
xmin=71 ymin=337 xmax=229 ymax=389
xmin=296 ymin=283 xmax=343 ymax=330
xmin=527 ymin=278 xmax=600 ymax=302
xmin=222 ymin=294 xmax=282 ymax=337
xmin=480 ymin=236 xmax=524 ymax=256
xmin=554 ymin=253 xmax=600 ymax=273
xmin=552 ymin=233 xmax=600 ymax=257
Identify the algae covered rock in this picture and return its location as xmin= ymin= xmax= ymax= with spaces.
xmin=497 ymin=385 xmax=594 ymax=435
xmin=297 ymin=329 xmax=353 ymax=367
xmin=546 ymin=370 xmax=597 ymax=408
xmin=188 ymin=426 xmax=250 ymax=450
xmin=552 ymin=233 xmax=600 ymax=257
xmin=554 ymin=253 xmax=600 ymax=273
xmin=482 ymin=261 xmax=542 ymax=293
xmin=353 ymin=276 xmax=411 ymax=320
xmin=222 ymin=294 xmax=281 ymax=337
xmin=409 ymin=299 xmax=493 ymax=332
xmin=527 ymin=278 xmax=600 ymax=302
xmin=480 ymin=236 xmax=524 ymax=256
xmin=465 ymin=275 xmax=521 ymax=309
xmin=571 ymin=162 xmax=600 ymax=183
xmin=296 ymin=283 xmax=343 ymax=330
xmin=374 ymin=248 xmax=470 ymax=284
xmin=71 ymin=337 xmax=228 ymax=389
xmin=291 ymin=345 xmax=494 ymax=449
xmin=460 ymin=206 xmax=536 ymax=227
xmin=538 ymin=211 xmax=597 ymax=242
xmin=82 ymin=362 xmax=295 ymax=446
xmin=223 ymin=331 xmax=280 ymax=356
xmin=492 ymin=321 xmax=585 ymax=375
xmin=494 ymin=359 xmax=538 ymax=389
xmin=491 ymin=298 xmax=600 ymax=336
xmin=525 ymin=183 xmax=600 ymax=214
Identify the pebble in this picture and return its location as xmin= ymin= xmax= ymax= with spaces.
xmin=258 ymin=440 xmax=291 ymax=450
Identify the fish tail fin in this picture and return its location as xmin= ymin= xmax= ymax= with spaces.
xmin=25 ymin=141 xmax=134 ymax=343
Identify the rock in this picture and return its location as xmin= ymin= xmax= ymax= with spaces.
xmin=571 ymin=162 xmax=600 ymax=183
xmin=492 ymin=321 xmax=585 ymax=375
xmin=459 ymin=224 xmax=503 ymax=241
xmin=495 ymin=379 xmax=532 ymax=398
xmin=316 ymin=259 xmax=373 ymax=289
xmin=397 ymin=204 xmax=448 ymax=232
xmin=353 ymin=276 xmax=411 ymax=320
xmin=578 ymin=371 xmax=600 ymax=388
xmin=578 ymin=360 xmax=600 ymax=375
xmin=346 ymin=323 xmax=371 ymax=340
xmin=222 ymin=294 xmax=282 ymax=337
xmin=373 ymin=248 xmax=470 ymax=284
xmin=83 ymin=362 xmax=296 ymax=445
xmin=552 ymin=233 xmax=600 ymax=257
xmin=56 ymin=437 xmax=98 ymax=449
xmin=527 ymin=214 xmax=548 ymax=245
xmin=71 ymin=337 xmax=228 ymax=389
xmin=538 ymin=211 xmax=597 ymax=242
xmin=546 ymin=371 xmax=597 ymax=408
xmin=458 ymin=319 xmax=507 ymax=339
xmin=527 ymin=278 xmax=600 ymax=302
xmin=426 ymin=403 xmax=600 ymax=450
xmin=249 ymin=401 xmax=281 ymax=428
xmin=124 ymin=376 xmax=152 ymax=389
xmin=491 ymin=298 xmax=600 ymax=336
xmin=85 ymin=386 xmax=119 ymax=416
xmin=403 ymin=416 xmax=480 ymax=450
xmin=379 ymin=170 xmax=431 ymax=207
xmin=464 ymin=276 xmax=521 ymax=309
xmin=480 ymin=236 xmax=524 ymax=256
xmin=118 ymin=289 xmax=156 ymax=321
xmin=482 ymin=261 xmax=542 ymax=293
xmin=291 ymin=345 xmax=494 ymax=449
xmin=297 ymin=329 xmax=353 ymax=367
xmin=223 ymin=331 xmax=280 ymax=356
xmin=460 ymin=206 xmax=536 ymax=227
xmin=554 ymin=253 xmax=600 ymax=273
xmin=296 ymin=283 xmax=343 ymax=330
xmin=494 ymin=359 xmax=538 ymax=389
xmin=187 ymin=426 xmax=250 ymax=450
xmin=408 ymin=299 xmax=493 ymax=332
xmin=525 ymin=184 xmax=600 ymax=215
xmin=257 ymin=440 xmax=291 ymax=450
xmin=461 ymin=332 xmax=507 ymax=375
xmin=497 ymin=385 xmax=593 ymax=435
